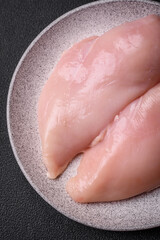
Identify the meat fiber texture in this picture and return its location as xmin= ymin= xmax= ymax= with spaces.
xmin=38 ymin=15 xmax=160 ymax=203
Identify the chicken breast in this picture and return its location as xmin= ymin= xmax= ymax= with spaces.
xmin=38 ymin=15 xmax=160 ymax=181
xmin=67 ymin=83 xmax=160 ymax=202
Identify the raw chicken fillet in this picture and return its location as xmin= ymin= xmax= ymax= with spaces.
xmin=38 ymin=15 xmax=160 ymax=203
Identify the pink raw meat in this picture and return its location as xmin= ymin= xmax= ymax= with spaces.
xmin=38 ymin=15 xmax=160 ymax=203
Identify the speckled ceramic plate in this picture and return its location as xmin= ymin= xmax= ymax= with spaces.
xmin=7 ymin=0 xmax=160 ymax=231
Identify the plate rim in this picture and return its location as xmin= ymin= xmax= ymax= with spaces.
xmin=6 ymin=0 xmax=160 ymax=231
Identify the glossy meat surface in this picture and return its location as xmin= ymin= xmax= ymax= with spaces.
xmin=38 ymin=15 xmax=160 ymax=182
xmin=67 ymin=83 xmax=160 ymax=202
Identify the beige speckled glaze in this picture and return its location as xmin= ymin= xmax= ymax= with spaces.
xmin=7 ymin=0 xmax=160 ymax=231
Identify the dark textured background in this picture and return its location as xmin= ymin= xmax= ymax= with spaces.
xmin=1 ymin=0 xmax=160 ymax=239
